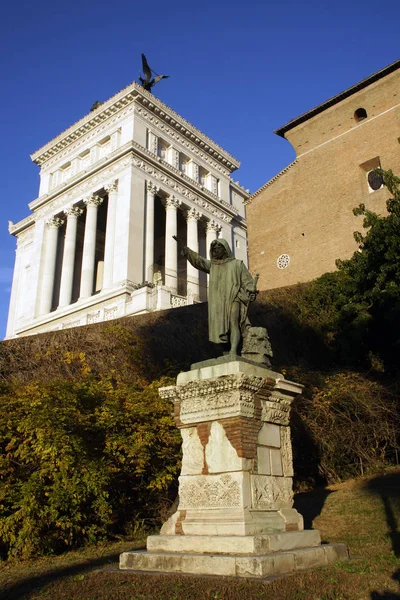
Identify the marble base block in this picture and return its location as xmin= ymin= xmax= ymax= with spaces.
xmin=119 ymin=359 xmax=348 ymax=578
xmin=120 ymin=543 xmax=348 ymax=578
xmin=146 ymin=530 xmax=321 ymax=554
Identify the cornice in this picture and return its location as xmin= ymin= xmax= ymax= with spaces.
xmin=11 ymin=140 xmax=244 ymax=235
xmin=134 ymin=92 xmax=240 ymax=172
xmin=31 ymin=82 xmax=240 ymax=173
xmin=13 ymin=283 xmax=134 ymax=337
xmin=29 ymin=140 xmax=135 ymax=211
xmin=9 ymin=216 xmax=35 ymax=236
xmin=245 ymin=160 xmax=298 ymax=205
xmin=38 ymin=109 xmax=131 ymax=172
xmin=133 ymin=158 xmax=231 ymax=224
xmin=132 ymin=140 xmax=239 ymax=217
xmin=275 ymin=58 xmax=400 ymax=138
xmin=135 ymin=106 xmax=230 ymax=177
xmin=34 ymin=155 xmax=132 ymax=219
xmin=31 ymin=87 xmax=138 ymax=165
xmin=229 ymin=178 xmax=251 ymax=198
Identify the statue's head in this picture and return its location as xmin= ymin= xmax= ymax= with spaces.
xmin=210 ymin=239 xmax=231 ymax=260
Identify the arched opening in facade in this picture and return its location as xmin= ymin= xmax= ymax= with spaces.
xmin=354 ymin=108 xmax=368 ymax=122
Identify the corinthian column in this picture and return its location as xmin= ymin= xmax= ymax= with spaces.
xmin=164 ymin=196 xmax=181 ymax=293
xmin=39 ymin=217 xmax=64 ymax=315
xmin=144 ymin=182 xmax=159 ymax=282
xmin=103 ymin=181 xmax=118 ymax=289
xmin=186 ymin=208 xmax=201 ymax=302
xmin=59 ymin=207 xmax=83 ymax=308
xmin=80 ymin=195 xmax=103 ymax=299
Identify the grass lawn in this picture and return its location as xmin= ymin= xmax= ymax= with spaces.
xmin=1 ymin=468 xmax=399 ymax=600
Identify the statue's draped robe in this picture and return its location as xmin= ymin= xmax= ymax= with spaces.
xmin=184 ymin=239 xmax=256 ymax=345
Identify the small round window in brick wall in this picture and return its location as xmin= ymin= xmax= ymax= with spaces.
xmin=277 ymin=254 xmax=290 ymax=269
xmin=367 ymin=170 xmax=383 ymax=191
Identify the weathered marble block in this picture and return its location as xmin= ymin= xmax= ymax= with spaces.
xmin=158 ymin=359 xmax=304 ymax=536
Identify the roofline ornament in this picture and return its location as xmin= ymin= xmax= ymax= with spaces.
xmin=30 ymin=84 xmax=240 ymax=171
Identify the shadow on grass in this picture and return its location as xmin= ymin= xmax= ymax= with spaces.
xmin=366 ymin=472 xmax=400 ymax=558
xmin=293 ymin=488 xmax=334 ymax=529
xmin=367 ymin=472 xmax=400 ymax=600
xmin=0 ymin=547 xmax=144 ymax=600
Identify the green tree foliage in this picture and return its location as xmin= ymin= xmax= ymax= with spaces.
xmin=334 ymin=166 xmax=400 ymax=371
xmin=0 ymin=362 xmax=181 ymax=559
xmin=0 ymin=307 xmax=213 ymax=559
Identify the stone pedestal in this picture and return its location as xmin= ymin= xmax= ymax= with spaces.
xmin=120 ymin=359 xmax=348 ymax=578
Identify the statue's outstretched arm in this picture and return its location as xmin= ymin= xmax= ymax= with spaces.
xmin=173 ymin=236 xmax=210 ymax=273
xmin=185 ymin=248 xmax=211 ymax=274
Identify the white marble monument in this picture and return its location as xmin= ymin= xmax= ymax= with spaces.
xmin=120 ymin=359 xmax=348 ymax=578
xmin=7 ymin=83 xmax=249 ymax=338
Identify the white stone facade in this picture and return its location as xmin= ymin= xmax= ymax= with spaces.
xmin=7 ymin=83 xmax=249 ymax=338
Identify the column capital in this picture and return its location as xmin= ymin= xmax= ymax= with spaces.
xmin=46 ymin=217 xmax=64 ymax=228
xmin=206 ymin=219 xmax=222 ymax=234
xmin=187 ymin=208 xmax=202 ymax=221
xmin=147 ymin=181 xmax=159 ymax=196
xmin=104 ymin=180 xmax=118 ymax=194
xmin=165 ymin=195 xmax=182 ymax=210
xmin=83 ymin=194 xmax=103 ymax=208
xmin=64 ymin=206 xmax=83 ymax=218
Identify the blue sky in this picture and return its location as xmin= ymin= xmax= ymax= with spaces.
xmin=1 ymin=0 xmax=399 ymax=338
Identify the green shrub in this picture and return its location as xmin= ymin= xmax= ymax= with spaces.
xmin=291 ymin=370 xmax=400 ymax=484
xmin=0 ymin=375 xmax=180 ymax=559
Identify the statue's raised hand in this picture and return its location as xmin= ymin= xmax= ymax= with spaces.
xmin=172 ymin=235 xmax=185 ymax=248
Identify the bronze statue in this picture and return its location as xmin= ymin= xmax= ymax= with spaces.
xmin=173 ymin=236 xmax=258 ymax=359
xmin=138 ymin=54 xmax=169 ymax=93
xmin=90 ymin=101 xmax=103 ymax=112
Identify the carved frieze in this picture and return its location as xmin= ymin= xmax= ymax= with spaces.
xmin=62 ymin=319 xmax=81 ymax=329
xmin=35 ymin=156 xmax=131 ymax=219
xmin=181 ymin=428 xmax=204 ymax=476
xmin=33 ymin=95 xmax=135 ymax=166
xmin=170 ymin=295 xmax=187 ymax=308
xmin=163 ymin=374 xmax=266 ymax=425
xmin=178 ymin=473 xmax=242 ymax=509
xmin=280 ymin=426 xmax=294 ymax=477
xmin=251 ymin=475 xmax=293 ymax=509
xmin=135 ymin=105 xmax=236 ymax=175
xmin=87 ymin=310 xmax=101 ymax=324
xmin=132 ymin=157 xmax=233 ymax=223
xmin=104 ymin=307 xmax=118 ymax=320
xmin=158 ymin=386 xmax=176 ymax=402
xmin=260 ymin=395 xmax=292 ymax=426
xmin=130 ymin=140 xmax=237 ymax=214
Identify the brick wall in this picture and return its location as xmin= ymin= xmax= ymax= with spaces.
xmin=247 ymin=68 xmax=400 ymax=290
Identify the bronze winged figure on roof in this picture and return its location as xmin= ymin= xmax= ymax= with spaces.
xmin=138 ymin=53 xmax=169 ymax=93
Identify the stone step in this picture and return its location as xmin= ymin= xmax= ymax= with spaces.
xmin=147 ymin=530 xmax=321 ymax=555
xmin=120 ymin=543 xmax=348 ymax=578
